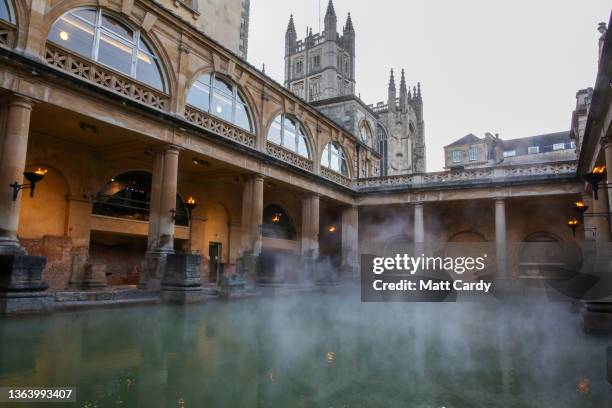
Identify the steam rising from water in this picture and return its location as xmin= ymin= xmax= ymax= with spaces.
xmin=0 ymin=293 xmax=607 ymax=407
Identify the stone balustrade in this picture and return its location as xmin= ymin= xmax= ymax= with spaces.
xmin=184 ymin=105 xmax=256 ymax=148
xmin=266 ymin=141 xmax=314 ymax=171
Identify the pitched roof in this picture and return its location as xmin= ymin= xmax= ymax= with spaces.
xmin=444 ymin=133 xmax=483 ymax=148
xmin=502 ymin=131 xmax=571 ymax=150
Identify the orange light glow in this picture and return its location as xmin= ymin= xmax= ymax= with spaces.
xmin=187 ymin=196 xmax=196 ymax=205
xmin=593 ymin=165 xmax=606 ymax=174
xmin=567 ymin=218 xmax=579 ymax=227
xmin=272 ymin=213 xmax=281 ymax=223
xmin=34 ymin=168 xmax=48 ymax=176
xmin=328 ymin=226 xmax=337 ymax=233
xmin=577 ymin=377 xmax=589 ymax=395
xmin=574 ymin=201 xmax=585 ymax=208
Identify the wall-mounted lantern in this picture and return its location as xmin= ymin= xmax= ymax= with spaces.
xmin=328 ymin=226 xmax=337 ymax=233
xmin=573 ymin=200 xmax=589 ymax=223
xmin=583 ymin=165 xmax=606 ymax=200
xmin=10 ymin=168 xmax=48 ymax=201
xmin=567 ymin=218 xmax=579 ymax=237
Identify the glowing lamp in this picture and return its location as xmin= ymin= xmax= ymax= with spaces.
xmin=328 ymin=226 xmax=337 ymax=233
xmin=59 ymin=31 xmax=69 ymax=41
xmin=583 ymin=165 xmax=606 ymax=200
xmin=567 ymin=217 xmax=579 ymax=237
xmin=272 ymin=213 xmax=282 ymax=223
xmin=573 ymin=200 xmax=589 ymax=222
xmin=10 ymin=168 xmax=48 ymax=201
xmin=185 ymin=196 xmax=197 ymax=214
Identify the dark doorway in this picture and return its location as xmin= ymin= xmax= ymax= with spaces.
xmin=209 ymin=242 xmax=222 ymax=284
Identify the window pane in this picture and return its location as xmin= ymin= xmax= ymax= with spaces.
xmin=284 ymin=128 xmax=297 ymax=152
xmin=268 ymin=117 xmax=282 ymax=144
xmin=187 ymin=81 xmax=210 ymax=111
xmin=136 ymin=52 xmax=164 ymax=90
xmin=0 ymin=0 xmax=10 ymax=21
xmin=331 ymin=152 xmax=341 ymax=172
xmin=297 ymin=136 xmax=309 ymax=158
xmin=50 ymin=14 xmax=95 ymax=57
xmin=235 ymin=102 xmax=251 ymax=131
xmin=213 ymin=76 xmax=233 ymax=97
xmin=211 ymin=91 xmax=233 ymax=122
xmin=321 ymin=145 xmax=330 ymax=167
xmin=101 ymin=14 xmax=133 ymax=41
xmin=98 ymin=33 xmax=134 ymax=75
xmin=71 ymin=8 xmax=96 ymax=24
xmin=340 ymin=159 xmax=348 ymax=175
xmin=283 ymin=116 xmax=297 ymax=135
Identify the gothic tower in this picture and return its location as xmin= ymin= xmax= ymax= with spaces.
xmin=284 ymin=0 xmax=355 ymax=102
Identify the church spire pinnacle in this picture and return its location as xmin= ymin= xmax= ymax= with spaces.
xmin=324 ymin=0 xmax=337 ymax=40
xmin=399 ymin=69 xmax=407 ymax=110
xmin=388 ymin=69 xmax=396 ymax=90
xmin=344 ymin=12 xmax=354 ymax=32
xmin=325 ymin=0 xmax=336 ymax=18
xmin=286 ymin=14 xmax=296 ymax=35
xmin=388 ymin=69 xmax=397 ymax=109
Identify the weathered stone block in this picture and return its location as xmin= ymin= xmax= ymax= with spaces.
xmin=161 ymin=254 xmax=204 ymax=304
xmin=0 ymin=255 xmax=54 ymax=314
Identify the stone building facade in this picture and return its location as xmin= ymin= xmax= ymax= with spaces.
xmin=284 ymin=1 xmax=426 ymax=177
xmin=0 ymin=0 xmax=606 ymax=315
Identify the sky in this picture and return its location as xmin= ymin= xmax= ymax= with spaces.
xmin=247 ymin=0 xmax=611 ymax=171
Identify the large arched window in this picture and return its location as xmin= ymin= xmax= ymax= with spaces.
xmin=92 ymin=171 xmax=189 ymax=227
xmin=321 ymin=142 xmax=349 ymax=176
xmin=186 ymin=73 xmax=252 ymax=132
xmin=48 ymin=8 xmax=165 ymax=91
xmin=0 ymin=0 xmax=12 ymax=22
xmin=267 ymin=114 xmax=310 ymax=158
xmin=262 ymin=204 xmax=296 ymax=240
xmin=376 ymin=124 xmax=389 ymax=176
xmin=359 ymin=121 xmax=372 ymax=145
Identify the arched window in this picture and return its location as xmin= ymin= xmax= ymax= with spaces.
xmin=48 ymin=9 xmax=165 ymax=91
xmin=186 ymin=73 xmax=252 ymax=132
xmin=359 ymin=121 xmax=372 ymax=145
xmin=262 ymin=204 xmax=296 ymax=240
xmin=92 ymin=171 xmax=189 ymax=227
xmin=0 ymin=0 xmax=12 ymax=22
xmin=267 ymin=114 xmax=310 ymax=158
xmin=321 ymin=142 xmax=349 ymax=176
xmin=376 ymin=124 xmax=389 ymax=176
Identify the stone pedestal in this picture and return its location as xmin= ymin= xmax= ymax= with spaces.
xmin=68 ymin=251 xmax=107 ymax=289
xmin=219 ymin=275 xmax=247 ymax=300
xmin=0 ymin=255 xmax=54 ymax=314
xmin=140 ymin=252 xmax=169 ymax=290
xmin=160 ymin=254 xmax=205 ymax=304
xmin=237 ymin=253 xmax=260 ymax=281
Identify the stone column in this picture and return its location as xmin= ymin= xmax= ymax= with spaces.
xmin=301 ymin=194 xmax=320 ymax=258
xmin=495 ymin=198 xmax=508 ymax=277
xmin=414 ymin=202 xmax=425 ymax=243
xmin=140 ymin=146 xmax=180 ymax=289
xmin=158 ymin=147 xmax=179 ymax=252
xmin=604 ymin=137 xmax=612 ymax=235
xmin=251 ymin=174 xmax=264 ymax=256
xmin=594 ymin=186 xmax=611 ymax=242
xmin=582 ymin=194 xmax=596 ymax=241
xmin=341 ymin=206 xmax=359 ymax=277
xmin=0 ymin=96 xmax=34 ymax=255
xmin=239 ymin=175 xmax=253 ymax=255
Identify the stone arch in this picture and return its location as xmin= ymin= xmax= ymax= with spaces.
xmin=41 ymin=2 xmax=176 ymax=96
xmin=18 ymin=164 xmax=70 ymax=239
xmin=183 ymin=67 xmax=260 ymax=136
xmin=358 ymin=118 xmax=374 ymax=146
xmin=320 ymin=140 xmax=352 ymax=178
xmin=262 ymin=203 xmax=297 ymax=241
xmin=447 ymin=230 xmax=488 ymax=243
xmin=519 ymin=231 xmax=582 ymax=276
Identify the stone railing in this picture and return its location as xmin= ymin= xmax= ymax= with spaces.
xmin=45 ymin=43 xmax=170 ymax=111
xmin=266 ymin=141 xmax=314 ymax=171
xmin=184 ymin=105 xmax=256 ymax=148
xmin=354 ymin=161 xmax=578 ymax=189
xmin=321 ymin=167 xmax=352 ymax=187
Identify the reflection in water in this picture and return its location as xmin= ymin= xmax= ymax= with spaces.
xmin=0 ymin=294 xmax=608 ymax=407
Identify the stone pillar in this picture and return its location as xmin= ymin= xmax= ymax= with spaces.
xmin=341 ymin=206 xmax=359 ymax=277
xmin=582 ymin=194 xmax=596 ymax=241
xmin=495 ymin=198 xmax=508 ymax=278
xmin=237 ymin=174 xmax=264 ymax=278
xmin=0 ymin=96 xmax=34 ymax=255
xmin=594 ymin=186 xmax=611 ymax=243
xmin=251 ymin=174 xmax=264 ymax=256
xmin=414 ymin=202 xmax=425 ymax=244
xmin=301 ymin=194 xmax=320 ymax=258
xmin=604 ymin=137 xmax=612 ymax=235
xmin=140 ymin=146 xmax=180 ymax=289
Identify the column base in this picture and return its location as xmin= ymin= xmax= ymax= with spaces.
xmin=160 ymin=254 xmax=204 ymax=304
xmin=0 ymin=255 xmax=54 ymax=314
xmin=0 ymin=238 xmax=27 ymax=257
xmin=68 ymin=249 xmax=107 ymax=290
xmin=140 ymin=251 xmax=171 ymax=290
xmin=237 ymin=253 xmax=260 ymax=282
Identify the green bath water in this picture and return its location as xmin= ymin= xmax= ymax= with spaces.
xmin=0 ymin=293 xmax=608 ymax=407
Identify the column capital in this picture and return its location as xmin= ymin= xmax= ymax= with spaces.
xmin=413 ymin=201 xmax=424 ymax=207
xmin=5 ymin=94 xmax=36 ymax=110
xmin=494 ymin=197 xmax=507 ymax=204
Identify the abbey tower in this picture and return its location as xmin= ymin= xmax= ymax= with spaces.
xmin=283 ymin=0 xmax=426 ymax=175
